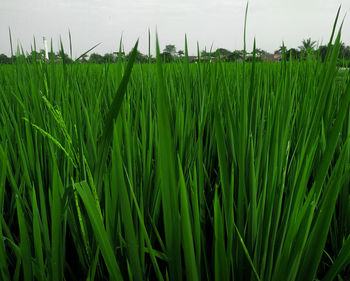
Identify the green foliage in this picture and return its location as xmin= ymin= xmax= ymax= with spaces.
xmin=125 ymin=50 xmax=147 ymax=63
xmin=89 ymin=53 xmax=105 ymax=64
xmin=299 ymin=37 xmax=317 ymax=53
xmin=215 ymin=48 xmax=231 ymax=56
xmin=163 ymin=44 xmax=176 ymax=56
xmin=0 ymin=14 xmax=350 ymax=281
xmin=0 ymin=54 xmax=11 ymax=64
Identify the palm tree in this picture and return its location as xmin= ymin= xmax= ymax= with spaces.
xmin=275 ymin=45 xmax=287 ymax=54
xmin=255 ymin=48 xmax=267 ymax=56
xmin=299 ymin=38 xmax=317 ymax=52
xmin=177 ymin=50 xmax=184 ymax=57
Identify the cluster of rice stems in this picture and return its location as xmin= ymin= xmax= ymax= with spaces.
xmin=1 ymin=12 xmax=350 ymax=281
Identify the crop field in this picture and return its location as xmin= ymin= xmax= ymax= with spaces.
xmin=1 ymin=20 xmax=350 ymax=281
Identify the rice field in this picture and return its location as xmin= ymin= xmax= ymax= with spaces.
xmin=1 ymin=16 xmax=350 ymax=280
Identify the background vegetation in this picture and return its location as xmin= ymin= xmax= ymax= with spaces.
xmin=1 ymin=38 xmax=350 ymax=65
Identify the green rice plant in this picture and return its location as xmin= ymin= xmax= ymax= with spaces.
xmin=0 ymin=9 xmax=350 ymax=281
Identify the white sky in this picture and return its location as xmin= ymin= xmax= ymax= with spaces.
xmin=0 ymin=0 xmax=349 ymax=57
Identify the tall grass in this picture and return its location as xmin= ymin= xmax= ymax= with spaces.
xmin=0 ymin=14 xmax=350 ymax=281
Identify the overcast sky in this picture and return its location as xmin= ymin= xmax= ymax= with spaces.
xmin=1 ymin=0 xmax=349 ymax=57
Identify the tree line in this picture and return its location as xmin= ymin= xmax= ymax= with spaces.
xmin=1 ymin=39 xmax=350 ymax=64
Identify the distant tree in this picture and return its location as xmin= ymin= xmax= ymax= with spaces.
xmin=57 ymin=50 xmax=72 ymax=63
xmin=103 ymin=53 xmax=116 ymax=63
xmin=285 ymin=48 xmax=300 ymax=60
xmin=339 ymin=42 xmax=350 ymax=60
xmin=317 ymin=45 xmax=328 ymax=61
xmin=275 ymin=45 xmax=287 ymax=54
xmin=125 ymin=50 xmax=147 ymax=63
xmin=215 ymin=48 xmax=231 ymax=56
xmin=163 ymin=45 xmax=176 ymax=56
xmin=255 ymin=48 xmax=267 ymax=56
xmin=160 ymin=52 xmax=173 ymax=63
xmin=316 ymin=43 xmax=350 ymax=62
xmin=299 ymin=38 xmax=317 ymax=53
xmin=177 ymin=50 xmax=184 ymax=57
xmin=201 ymin=50 xmax=211 ymax=58
xmin=227 ymin=50 xmax=242 ymax=61
xmin=0 ymin=54 xmax=11 ymax=64
xmin=345 ymin=45 xmax=350 ymax=60
xmin=48 ymin=51 xmax=58 ymax=61
xmin=89 ymin=53 xmax=104 ymax=64
xmin=113 ymin=51 xmax=125 ymax=62
xmin=28 ymin=50 xmax=41 ymax=61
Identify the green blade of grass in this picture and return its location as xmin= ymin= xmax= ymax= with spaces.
xmin=126 ymin=169 xmax=165 ymax=281
xmin=111 ymin=128 xmax=143 ymax=280
xmin=322 ymin=233 xmax=350 ymax=281
xmin=95 ymin=40 xmax=139 ymax=187
xmin=214 ymin=187 xmax=229 ymax=281
xmin=0 ymin=213 xmax=10 ymax=280
xmin=155 ymin=33 xmax=182 ymax=281
xmin=178 ymin=156 xmax=199 ymax=281
xmin=74 ymin=181 xmax=124 ymax=281
xmin=74 ymin=43 xmax=101 ymax=63
xmin=16 ymin=194 xmax=32 ymax=281
xmin=32 ymin=188 xmax=45 ymax=280
xmin=297 ymin=141 xmax=350 ymax=280
xmin=51 ymin=161 xmax=64 ymax=281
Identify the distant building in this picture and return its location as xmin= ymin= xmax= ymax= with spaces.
xmin=263 ymin=54 xmax=275 ymax=62
xmin=274 ymin=53 xmax=282 ymax=61
xmin=187 ymin=56 xmax=198 ymax=62
xmin=112 ymin=51 xmax=125 ymax=59
xmin=263 ymin=53 xmax=282 ymax=62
